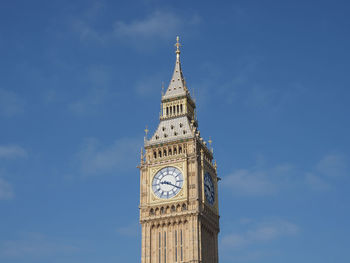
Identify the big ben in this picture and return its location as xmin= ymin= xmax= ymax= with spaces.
xmin=139 ymin=37 xmax=220 ymax=263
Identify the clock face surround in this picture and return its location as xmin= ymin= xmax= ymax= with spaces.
xmin=152 ymin=166 xmax=184 ymax=199
xmin=204 ymin=172 xmax=215 ymax=205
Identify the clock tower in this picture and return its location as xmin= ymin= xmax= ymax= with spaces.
xmin=139 ymin=37 xmax=220 ymax=263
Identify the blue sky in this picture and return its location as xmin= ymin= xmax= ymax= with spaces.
xmin=0 ymin=0 xmax=350 ymax=262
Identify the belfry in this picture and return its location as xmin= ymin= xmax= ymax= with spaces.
xmin=139 ymin=37 xmax=220 ymax=263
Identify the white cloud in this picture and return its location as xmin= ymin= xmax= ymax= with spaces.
xmin=77 ymin=137 xmax=141 ymax=176
xmin=224 ymin=169 xmax=277 ymax=196
xmin=0 ymin=178 xmax=14 ymax=200
xmin=114 ymin=11 xmax=200 ymax=40
xmin=0 ymin=89 xmax=24 ymax=117
xmin=221 ymin=219 xmax=299 ymax=249
xmin=223 ymin=164 xmax=294 ymax=196
xmin=224 ymin=153 xmax=349 ymax=196
xmin=316 ymin=154 xmax=349 ymax=177
xmin=72 ymin=8 xmax=200 ymax=46
xmin=0 ymin=145 xmax=27 ymax=159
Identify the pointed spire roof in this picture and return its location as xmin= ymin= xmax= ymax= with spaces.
xmin=162 ymin=36 xmax=189 ymax=100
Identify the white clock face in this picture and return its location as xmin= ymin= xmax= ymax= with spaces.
xmin=152 ymin=166 xmax=184 ymax=199
xmin=204 ymin=172 xmax=215 ymax=205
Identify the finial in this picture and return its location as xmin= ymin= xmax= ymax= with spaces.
xmin=161 ymin=82 xmax=164 ymax=96
xmin=175 ymin=36 xmax=181 ymax=54
xmin=208 ymin=137 xmax=213 ymax=153
xmin=144 ymin=126 xmax=149 ymax=137
xmin=193 ymin=87 xmax=196 ymax=103
xmin=140 ymin=147 xmax=144 ymax=164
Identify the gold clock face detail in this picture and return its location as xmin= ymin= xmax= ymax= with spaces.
xmin=152 ymin=166 xmax=184 ymax=199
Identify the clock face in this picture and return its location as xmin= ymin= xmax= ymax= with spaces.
xmin=204 ymin=172 xmax=215 ymax=205
xmin=152 ymin=166 xmax=184 ymax=199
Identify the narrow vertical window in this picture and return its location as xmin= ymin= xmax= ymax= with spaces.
xmin=164 ymin=232 xmax=167 ymax=263
xmin=166 ymin=107 xmax=169 ymax=116
xmin=159 ymin=232 xmax=161 ymax=263
xmin=170 ymin=107 xmax=172 ymax=115
xmin=180 ymin=229 xmax=183 ymax=261
xmin=175 ymin=230 xmax=178 ymax=262
xmin=173 ymin=106 xmax=176 ymax=115
xmin=180 ymin=104 xmax=183 ymax=113
xmin=177 ymin=105 xmax=179 ymax=114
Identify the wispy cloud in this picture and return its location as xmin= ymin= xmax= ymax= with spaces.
xmin=305 ymin=172 xmax=331 ymax=191
xmin=77 ymin=137 xmax=141 ymax=176
xmin=224 ymin=153 xmax=349 ymax=196
xmin=68 ymin=66 xmax=118 ymax=115
xmin=0 ymin=232 xmax=79 ymax=259
xmin=114 ymin=11 xmax=200 ymax=40
xmin=72 ymin=8 xmax=200 ymax=47
xmin=135 ymin=73 xmax=164 ymax=97
xmin=0 ymin=145 xmax=27 ymax=159
xmin=116 ymin=221 xmax=140 ymax=237
xmin=221 ymin=218 xmax=299 ymax=250
xmin=315 ymin=154 xmax=349 ymax=177
xmin=69 ymin=87 xmax=111 ymax=115
xmin=0 ymin=88 xmax=24 ymax=117
xmin=0 ymin=178 xmax=13 ymax=200
xmin=224 ymin=163 xmax=295 ymax=196
xmin=305 ymin=153 xmax=349 ymax=190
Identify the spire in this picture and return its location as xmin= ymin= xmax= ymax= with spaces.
xmin=163 ymin=36 xmax=188 ymax=100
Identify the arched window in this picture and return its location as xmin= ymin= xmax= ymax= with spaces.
xmin=177 ymin=105 xmax=179 ymax=114
xmin=158 ymin=150 xmax=162 ymax=158
xmin=163 ymin=149 xmax=167 ymax=156
xmin=173 ymin=106 xmax=176 ymax=115
xmin=179 ymin=146 xmax=182 ymax=154
xmin=170 ymin=107 xmax=172 ymax=115
xmin=180 ymin=104 xmax=183 ymax=113
xmin=168 ymin=148 xmax=172 ymax=155
xmin=166 ymin=107 xmax=169 ymax=116
xmin=174 ymin=147 xmax=177 ymax=155
xmin=154 ymin=151 xmax=157 ymax=159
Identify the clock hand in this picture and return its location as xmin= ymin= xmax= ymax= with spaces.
xmin=161 ymin=181 xmax=181 ymax=189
